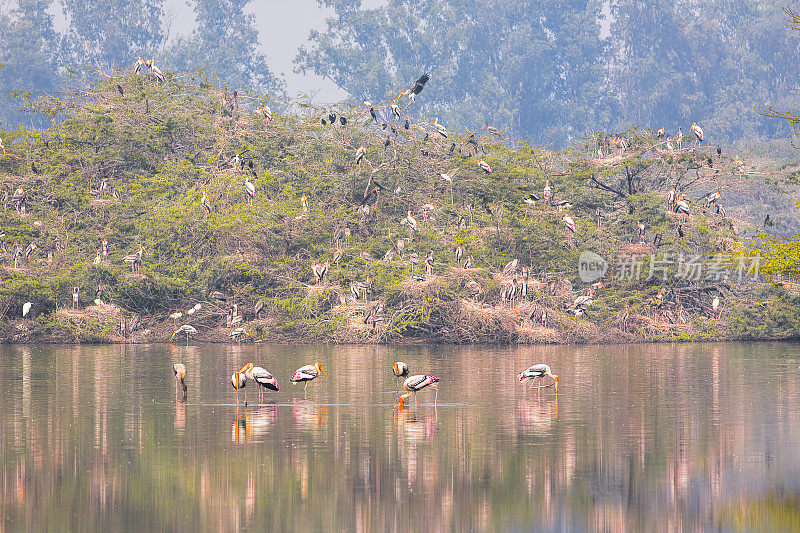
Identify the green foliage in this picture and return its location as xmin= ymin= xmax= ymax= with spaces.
xmin=0 ymin=74 xmax=795 ymax=343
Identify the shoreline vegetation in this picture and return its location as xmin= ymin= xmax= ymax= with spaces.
xmin=1 ymin=73 xmax=800 ymax=345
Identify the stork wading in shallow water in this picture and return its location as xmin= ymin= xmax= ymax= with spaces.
xmin=517 ymin=364 xmax=559 ymax=392
xmin=246 ymin=365 xmax=279 ymax=403
xmin=171 ymin=324 xmax=198 ymax=346
xmin=393 ymin=362 xmax=409 ymax=393
xmin=173 ymin=363 xmax=187 ymax=398
xmin=291 ymin=363 xmax=328 ymax=398
xmin=231 ymin=363 xmax=252 ymax=405
xmin=398 ymin=375 xmax=439 ymax=409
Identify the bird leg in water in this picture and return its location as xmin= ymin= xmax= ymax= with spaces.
xmin=304 ymin=381 xmax=309 ymax=399
xmin=432 ymin=385 xmax=438 ymax=407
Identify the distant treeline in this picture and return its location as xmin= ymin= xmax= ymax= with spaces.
xmin=1 ymin=1 xmax=800 ymax=144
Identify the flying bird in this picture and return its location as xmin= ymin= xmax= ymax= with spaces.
xmin=410 ymin=73 xmax=429 ymax=95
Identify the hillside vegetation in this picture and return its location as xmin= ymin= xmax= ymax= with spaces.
xmin=0 ymin=73 xmax=799 ymax=344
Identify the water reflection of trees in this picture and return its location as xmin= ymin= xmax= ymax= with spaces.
xmin=2 ymin=343 xmax=800 ymax=530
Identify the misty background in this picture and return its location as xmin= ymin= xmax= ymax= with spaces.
xmin=0 ymin=0 xmax=798 ymax=144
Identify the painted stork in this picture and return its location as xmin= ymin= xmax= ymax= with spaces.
xmin=563 ymin=215 xmax=576 ymax=235
xmin=246 ymin=365 xmax=279 ymax=403
xmin=544 ymin=179 xmax=551 ymax=200
xmin=245 ymin=177 xmax=255 ymax=203
xmin=102 ymin=239 xmax=108 ymax=262
xmin=171 ymin=324 xmax=198 ymax=346
xmin=517 ymin=364 xmax=559 ymax=392
xmin=22 ymin=302 xmax=32 ymax=318
xmin=424 ymin=250 xmax=434 ymax=276
xmin=201 ymin=192 xmax=212 ymax=214
xmin=169 ymin=311 xmax=183 ymax=324
xmin=262 ymin=104 xmax=273 ymax=122
xmin=675 ymin=199 xmax=690 ymax=217
xmin=706 ymin=191 xmax=721 ymax=207
xmin=134 ymin=57 xmax=144 ymax=75
xmin=524 ymin=193 xmax=540 ymax=206
xmin=123 ymin=244 xmax=145 ymax=274
xmin=391 ymin=100 xmax=401 ymax=120
xmin=312 ymin=261 xmax=329 ymax=285
xmin=291 ymin=363 xmax=328 ymax=397
xmin=454 ymin=244 xmax=464 ymax=266
xmin=398 ymin=375 xmax=439 ymax=409
xmin=410 ymin=72 xmax=429 ymax=95
xmin=657 ymin=126 xmax=665 ymax=140
xmin=404 ymin=211 xmax=418 ymax=232
xmin=72 ymin=286 xmax=79 ymax=309
xmin=690 ymin=122 xmax=704 ymax=144
xmin=173 ymin=363 xmax=187 ymax=398
xmin=355 ymin=145 xmax=367 ymax=165
xmin=477 ymin=159 xmax=492 ymax=174
xmin=231 ymin=363 xmax=252 ymax=405
xmin=0 ymin=137 xmax=5 ymax=156
xmin=463 ymin=255 xmax=473 ymax=269
xmin=393 ymin=361 xmax=409 ymax=393
xmin=483 ymin=121 xmax=501 ymax=135
xmin=432 ymin=118 xmax=448 ymax=138
xmin=146 ymin=59 xmax=164 ymax=83
xmin=440 ymin=169 xmax=457 ymax=183
xmin=712 ymin=296 xmax=720 ymax=315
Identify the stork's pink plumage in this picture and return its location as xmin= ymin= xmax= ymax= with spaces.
xmin=398 ymin=374 xmax=439 ymax=408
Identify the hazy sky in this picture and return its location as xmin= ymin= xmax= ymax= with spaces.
xmin=166 ymin=0 xmax=349 ymax=102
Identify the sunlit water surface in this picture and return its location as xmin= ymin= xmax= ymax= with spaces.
xmin=2 ymin=342 xmax=800 ymax=531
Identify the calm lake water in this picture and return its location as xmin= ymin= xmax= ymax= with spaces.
xmin=2 ymin=342 xmax=800 ymax=531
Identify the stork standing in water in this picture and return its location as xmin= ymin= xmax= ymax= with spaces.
xmin=291 ymin=363 xmax=328 ymax=398
xmin=393 ymin=361 xmax=409 ymax=393
xmin=517 ymin=364 xmax=559 ymax=392
xmin=398 ymin=375 xmax=439 ymax=409
xmin=171 ymin=324 xmax=198 ymax=346
xmin=173 ymin=363 xmax=187 ymax=399
xmin=231 ymin=363 xmax=252 ymax=405
xmin=246 ymin=364 xmax=279 ymax=403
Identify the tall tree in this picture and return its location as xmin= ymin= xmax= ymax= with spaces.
xmin=0 ymin=0 xmax=60 ymax=125
xmin=164 ymin=0 xmax=283 ymax=94
xmin=295 ymin=0 xmax=609 ymax=141
xmin=60 ymin=0 xmax=166 ymax=71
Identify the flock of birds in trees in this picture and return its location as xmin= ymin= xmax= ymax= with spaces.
xmin=171 ymin=358 xmax=558 ymax=412
xmin=0 ymin=58 xmax=751 ymax=334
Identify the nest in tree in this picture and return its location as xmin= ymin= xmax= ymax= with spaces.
xmin=399 ymin=275 xmax=444 ymax=297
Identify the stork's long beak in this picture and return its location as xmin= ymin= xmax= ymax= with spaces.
xmin=170 ymin=330 xmax=177 ymax=340
xmin=240 ymin=363 xmax=251 ymax=373
xmin=317 ymin=364 xmax=328 ymax=380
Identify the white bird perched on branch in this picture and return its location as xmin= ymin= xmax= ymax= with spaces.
xmin=133 ymin=57 xmax=144 ymax=75
xmin=146 ymin=59 xmax=164 ymax=83
xmin=432 ymin=118 xmax=448 ymax=138
xmin=477 ymin=159 xmax=492 ymax=174
xmin=22 ymin=302 xmax=32 ymax=318
xmin=690 ymin=122 xmax=704 ymax=144
xmin=312 ymin=261 xmax=329 ymax=285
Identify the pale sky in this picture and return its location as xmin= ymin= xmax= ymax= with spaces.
xmin=165 ymin=0 xmax=349 ymax=102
